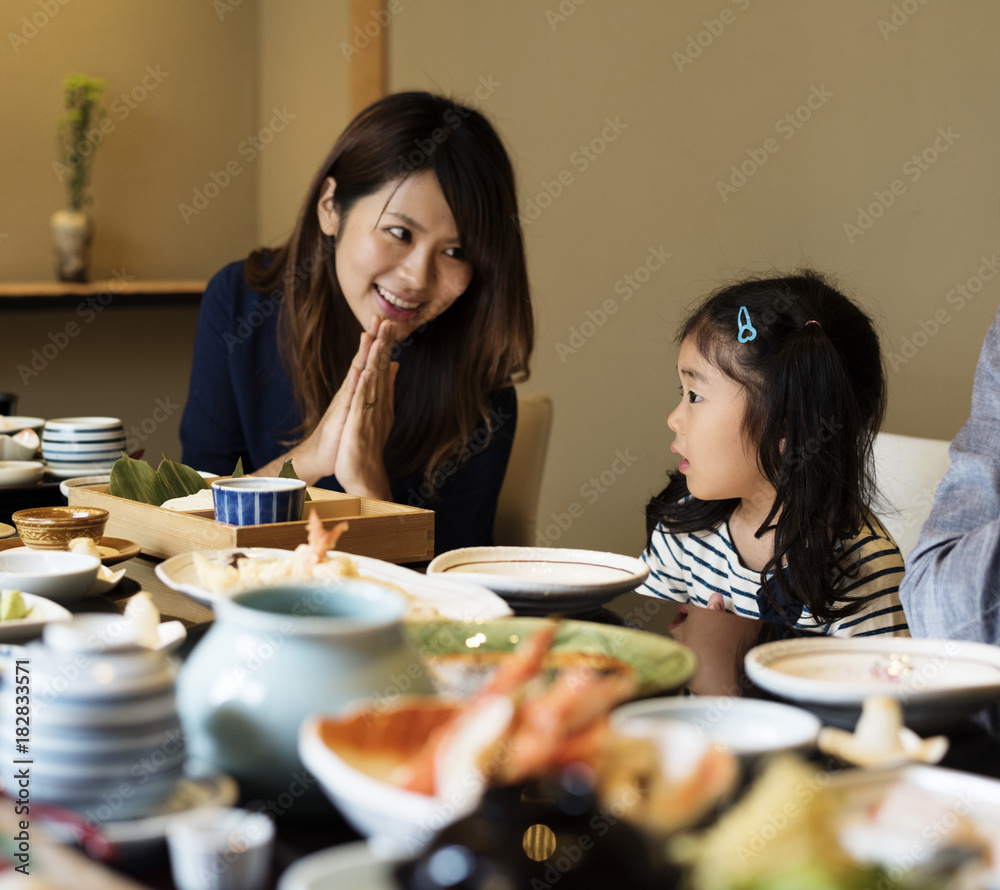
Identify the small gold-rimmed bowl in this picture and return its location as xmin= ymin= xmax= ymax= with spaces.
xmin=12 ymin=506 xmax=109 ymax=551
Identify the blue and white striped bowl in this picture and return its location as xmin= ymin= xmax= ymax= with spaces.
xmin=211 ymin=477 xmax=307 ymax=526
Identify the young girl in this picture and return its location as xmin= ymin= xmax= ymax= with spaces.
xmin=180 ymin=92 xmax=533 ymax=554
xmin=637 ymin=272 xmax=907 ymax=694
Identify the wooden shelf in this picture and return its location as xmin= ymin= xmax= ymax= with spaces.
xmin=0 ymin=279 xmax=205 ymax=308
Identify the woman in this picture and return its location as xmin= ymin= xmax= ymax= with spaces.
xmin=180 ymin=92 xmax=534 ymax=553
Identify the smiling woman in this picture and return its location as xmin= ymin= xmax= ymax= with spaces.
xmin=180 ymin=92 xmax=534 ymax=554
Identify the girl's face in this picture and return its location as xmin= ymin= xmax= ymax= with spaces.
xmin=667 ymin=337 xmax=766 ymax=503
xmin=317 ymin=170 xmax=474 ymax=337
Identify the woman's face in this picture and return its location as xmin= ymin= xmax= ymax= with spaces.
xmin=318 ymin=170 xmax=474 ymax=338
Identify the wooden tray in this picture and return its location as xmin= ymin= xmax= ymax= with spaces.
xmin=67 ymin=482 xmax=434 ymax=563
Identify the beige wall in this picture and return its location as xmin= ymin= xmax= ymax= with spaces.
xmin=0 ymin=0 xmax=349 ymax=461
xmin=3 ymin=2 xmax=998 ymax=560
xmin=391 ymin=0 xmax=1000 ymax=556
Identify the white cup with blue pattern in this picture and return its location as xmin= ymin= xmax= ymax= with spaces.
xmin=211 ymin=477 xmax=307 ymax=526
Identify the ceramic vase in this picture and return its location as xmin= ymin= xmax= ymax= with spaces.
xmin=50 ymin=208 xmax=92 ymax=283
xmin=176 ymin=580 xmax=434 ymax=810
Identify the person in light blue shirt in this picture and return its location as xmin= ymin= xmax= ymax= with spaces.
xmin=900 ymin=308 xmax=1000 ymax=644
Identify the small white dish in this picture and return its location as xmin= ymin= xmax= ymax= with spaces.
xmin=0 ymin=550 xmax=101 ymax=603
xmin=58 ymin=473 xmax=112 ymax=499
xmin=0 ymin=460 xmax=45 ymax=487
xmin=0 ymin=416 xmax=45 ymax=433
xmin=0 ymin=435 xmax=38 ymax=461
xmin=155 ymin=547 xmax=512 ymax=621
xmin=611 ymin=695 xmax=822 ymax=761
xmin=156 ymin=620 xmax=188 ymax=653
xmin=426 ymin=546 xmax=650 ymax=615
xmin=0 ymin=592 xmax=71 ymax=642
xmin=744 ymin=636 xmax=1000 ymax=731
xmin=90 ymin=565 xmax=127 ymax=595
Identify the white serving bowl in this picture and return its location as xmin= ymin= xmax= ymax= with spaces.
xmin=0 ymin=550 xmax=101 ymax=603
xmin=0 ymin=461 xmax=45 ymax=487
xmin=299 ymin=699 xmax=468 ymax=856
xmin=611 ymin=696 xmax=822 ymax=762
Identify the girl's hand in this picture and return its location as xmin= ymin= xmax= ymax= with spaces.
xmin=333 ymin=319 xmax=399 ymax=499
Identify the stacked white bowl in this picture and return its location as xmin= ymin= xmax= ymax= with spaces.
xmin=42 ymin=416 xmax=126 ymax=475
xmin=0 ymin=615 xmax=185 ymax=825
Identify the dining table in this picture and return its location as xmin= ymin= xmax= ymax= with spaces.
xmin=19 ymin=551 xmax=1000 ymax=889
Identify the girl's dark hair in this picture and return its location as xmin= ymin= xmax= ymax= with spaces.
xmin=245 ymin=91 xmax=533 ymax=485
xmin=646 ymin=270 xmax=886 ymax=626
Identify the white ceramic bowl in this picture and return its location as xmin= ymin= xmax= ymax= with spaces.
xmin=42 ymin=439 xmax=126 ymax=454
xmin=44 ymin=416 xmax=123 ymax=433
xmin=0 ymin=461 xmax=45 ymax=487
xmin=299 ymin=701 xmax=468 ymax=856
xmin=0 ymin=436 xmax=38 ymax=461
xmin=0 ymin=550 xmax=100 ymax=603
xmin=611 ymin=696 xmax=822 ymax=761
xmin=43 ymin=448 xmax=123 ymax=461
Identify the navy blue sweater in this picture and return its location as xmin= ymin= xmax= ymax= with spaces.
xmin=180 ymin=261 xmax=516 ymax=554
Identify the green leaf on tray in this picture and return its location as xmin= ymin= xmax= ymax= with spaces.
xmin=231 ymin=457 xmax=244 ymax=478
xmin=279 ymin=457 xmax=310 ymax=500
xmin=109 ymin=453 xmax=209 ymax=506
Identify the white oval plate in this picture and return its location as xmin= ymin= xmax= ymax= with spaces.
xmin=155 ymin=547 xmax=512 ymax=622
xmin=0 ymin=416 xmax=45 ymax=433
xmin=0 ymin=592 xmax=72 ymax=642
xmin=744 ymin=636 xmax=1000 ymax=730
xmin=0 ymin=460 xmax=45 ymax=487
xmin=426 ymin=546 xmax=649 ymax=615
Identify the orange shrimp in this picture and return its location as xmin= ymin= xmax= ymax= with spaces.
xmin=394 ymin=624 xmax=559 ymax=794
xmin=291 ymin=511 xmax=349 ymax=578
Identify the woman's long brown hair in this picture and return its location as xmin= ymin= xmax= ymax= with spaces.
xmin=245 ymin=92 xmax=533 ymax=487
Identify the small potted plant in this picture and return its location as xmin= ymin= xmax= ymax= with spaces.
xmin=51 ymin=73 xmax=105 ymax=282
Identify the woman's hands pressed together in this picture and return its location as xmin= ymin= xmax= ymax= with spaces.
xmin=263 ymin=317 xmax=398 ymax=499
xmin=334 ymin=317 xmax=399 ymax=499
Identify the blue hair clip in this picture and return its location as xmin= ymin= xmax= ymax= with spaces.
xmin=737 ymin=306 xmax=757 ymax=343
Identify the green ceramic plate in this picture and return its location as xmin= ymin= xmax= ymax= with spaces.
xmin=407 ymin=617 xmax=697 ymax=699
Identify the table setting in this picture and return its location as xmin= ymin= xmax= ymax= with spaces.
xmin=0 ymin=451 xmax=999 ymax=889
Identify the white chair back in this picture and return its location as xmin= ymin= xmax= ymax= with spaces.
xmin=872 ymin=431 xmax=951 ymax=561
xmin=493 ymin=391 xmax=553 ymax=547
